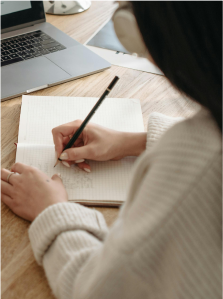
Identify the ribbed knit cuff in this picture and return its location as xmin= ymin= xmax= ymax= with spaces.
xmin=28 ymin=202 xmax=108 ymax=265
xmin=146 ymin=112 xmax=184 ymax=151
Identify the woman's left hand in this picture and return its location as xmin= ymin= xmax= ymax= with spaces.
xmin=1 ymin=163 xmax=68 ymax=221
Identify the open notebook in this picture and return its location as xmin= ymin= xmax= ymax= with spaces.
xmin=17 ymin=95 xmax=144 ymax=206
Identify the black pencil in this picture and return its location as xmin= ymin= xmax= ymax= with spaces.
xmin=54 ymin=76 xmax=120 ymax=167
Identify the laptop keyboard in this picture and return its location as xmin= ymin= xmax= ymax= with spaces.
xmin=1 ymin=30 xmax=66 ymax=67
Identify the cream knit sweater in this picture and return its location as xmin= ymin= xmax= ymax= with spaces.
xmin=29 ymin=108 xmax=222 ymax=299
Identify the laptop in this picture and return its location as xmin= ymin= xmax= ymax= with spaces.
xmin=1 ymin=1 xmax=111 ymax=102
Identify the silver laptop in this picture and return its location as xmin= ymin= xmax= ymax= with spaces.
xmin=1 ymin=1 xmax=110 ymax=101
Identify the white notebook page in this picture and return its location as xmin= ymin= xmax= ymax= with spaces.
xmin=19 ymin=96 xmax=144 ymax=144
xmin=17 ymin=96 xmax=144 ymax=205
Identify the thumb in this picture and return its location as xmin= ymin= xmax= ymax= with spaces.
xmin=51 ymin=173 xmax=63 ymax=184
xmin=60 ymin=145 xmax=92 ymax=161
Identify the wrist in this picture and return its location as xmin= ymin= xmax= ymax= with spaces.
xmin=120 ymin=132 xmax=147 ymax=157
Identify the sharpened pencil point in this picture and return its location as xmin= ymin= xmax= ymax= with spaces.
xmin=54 ymin=159 xmax=59 ymax=168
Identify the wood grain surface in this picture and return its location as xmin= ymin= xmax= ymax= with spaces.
xmin=1 ymin=2 xmax=200 ymax=298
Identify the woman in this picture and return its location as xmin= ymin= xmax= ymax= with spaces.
xmin=1 ymin=2 xmax=222 ymax=299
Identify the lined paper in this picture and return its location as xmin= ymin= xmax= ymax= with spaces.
xmin=17 ymin=96 xmax=144 ymax=205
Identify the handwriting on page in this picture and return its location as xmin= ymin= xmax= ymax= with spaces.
xmin=29 ymin=161 xmax=93 ymax=189
xmin=16 ymin=144 xmax=136 ymax=201
xmin=63 ymin=167 xmax=93 ymax=189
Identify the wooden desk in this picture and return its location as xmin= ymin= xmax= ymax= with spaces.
xmin=1 ymin=2 xmax=199 ymax=298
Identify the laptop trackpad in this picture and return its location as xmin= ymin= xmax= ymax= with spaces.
xmin=1 ymin=57 xmax=70 ymax=99
xmin=45 ymin=46 xmax=110 ymax=77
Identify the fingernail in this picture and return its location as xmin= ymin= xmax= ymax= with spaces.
xmin=84 ymin=168 xmax=91 ymax=173
xmin=62 ymin=161 xmax=70 ymax=168
xmin=57 ymin=173 xmax=61 ymax=178
xmin=60 ymin=152 xmax=68 ymax=160
xmin=75 ymin=159 xmax=85 ymax=163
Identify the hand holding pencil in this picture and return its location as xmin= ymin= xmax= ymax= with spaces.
xmin=52 ymin=76 xmax=147 ymax=172
xmin=52 ymin=119 xmax=147 ymax=172
xmin=53 ymin=76 xmax=120 ymax=169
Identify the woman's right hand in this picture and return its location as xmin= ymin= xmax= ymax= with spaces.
xmin=52 ymin=120 xmax=146 ymax=172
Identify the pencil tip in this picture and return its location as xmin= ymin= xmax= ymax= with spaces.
xmin=54 ymin=160 xmax=59 ymax=167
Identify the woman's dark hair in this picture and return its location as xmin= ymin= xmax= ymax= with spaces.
xmin=131 ymin=1 xmax=222 ymax=131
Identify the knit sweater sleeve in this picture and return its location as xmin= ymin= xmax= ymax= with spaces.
xmin=30 ymin=197 xmax=154 ymax=299
xmin=146 ymin=112 xmax=183 ymax=151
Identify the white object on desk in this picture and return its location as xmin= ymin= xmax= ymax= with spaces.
xmin=85 ymin=18 xmax=163 ymax=76
xmin=44 ymin=1 xmax=91 ymax=15
xmin=86 ymin=45 xmax=163 ymax=75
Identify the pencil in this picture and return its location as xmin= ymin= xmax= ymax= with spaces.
xmin=54 ymin=76 xmax=120 ymax=167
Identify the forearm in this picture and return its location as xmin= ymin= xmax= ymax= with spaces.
xmin=120 ymin=132 xmax=147 ymax=157
xmin=43 ymin=230 xmax=102 ymax=299
xmin=29 ymin=202 xmax=147 ymax=299
xmin=116 ymin=112 xmax=184 ymax=159
xmin=29 ymin=203 xmax=108 ymax=299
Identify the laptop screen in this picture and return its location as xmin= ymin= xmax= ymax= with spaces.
xmin=1 ymin=1 xmax=45 ymax=32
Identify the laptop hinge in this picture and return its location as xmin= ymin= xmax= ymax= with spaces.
xmin=1 ymin=18 xmax=46 ymax=35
